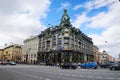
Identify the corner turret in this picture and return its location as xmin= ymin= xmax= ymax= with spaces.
xmin=60 ymin=8 xmax=71 ymax=26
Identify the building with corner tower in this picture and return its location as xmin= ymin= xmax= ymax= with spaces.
xmin=37 ymin=9 xmax=94 ymax=64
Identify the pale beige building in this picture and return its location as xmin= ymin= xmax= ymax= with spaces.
xmin=102 ymin=50 xmax=109 ymax=62
xmin=0 ymin=49 xmax=4 ymax=61
xmin=98 ymin=51 xmax=113 ymax=64
xmin=98 ymin=52 xmax=104 ymax=64
xmin=118 ymin=53 xmax=120 ymax=61
xmin=22 ymin=36 xmax=39 ymax=64
xmin=3 ymin=44 xmax=22 ymax=62
xmin=109 ymin=55 xmax=113 ymax=62
xmin=93 ymin=45 xmax=99 ymax=63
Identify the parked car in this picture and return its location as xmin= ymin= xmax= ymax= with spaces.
xmin=80 ymin=62 xmax=87 ymax=69
xmin=60 ymin=62 xmax=78 ymax=69
xmin=77 ymin=63 xmax=81 ymax=66
xmin=1 ymin=60 xmax=8 ymax=65
xmin=80 ymin=62 xmax=98 ymax=69
xmin=109 ymin=62 xmax=120 ymax=70
xmin=100 ymin=62 xmax=115 ymax=68
xmin=100 ymin=62 xmax=107 ymax=68
xmin=9 ymin=61 xmax=16 ymax=65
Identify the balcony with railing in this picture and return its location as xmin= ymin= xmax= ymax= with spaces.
xmin=64 ymin=33 xmax=70 ymax=38
xmin=52 ymin=36 xmax=56 ymax=40
xmin=57 ymin=40 xmax=62 ymax=45
xmin=57 ymin=46 xmax=62 ymax=51
xmin=64 ymin=39 xmax=69 ymax=44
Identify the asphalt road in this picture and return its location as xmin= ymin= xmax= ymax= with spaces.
xmin=0 ymin=64 xmax=120 ymax=80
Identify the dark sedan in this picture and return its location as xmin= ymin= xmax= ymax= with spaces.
xmin=60 ymin=62 xmax=78 ymax=69
xmin=109 ymin=62 xmax=120 ymax=70
xmin=100 ymin=62 xmax=114 ymax=68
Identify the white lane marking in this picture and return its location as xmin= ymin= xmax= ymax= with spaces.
xmin=53 ymin=73 xmax=57 ymax=74
xmin=26 ymin=74 xmax=30 ymax=76
xmin=59 ymin=74 xmax=64 ymax=75
xmin=109 ymin=73 xmax=114 ymax=74
xmin=7 ymin=69 xmax=40 ymax=79
xmin=30 ymin=75 xmax=33 ymax=77
xmin=0 ymin=65 xmax=40 ymax=69
xmin=79 ymin=75 xmax=85 ymax=77
xmin=96 ymin=77 xmax=103 ymax=79
xmin=63 ymin=74 xmax=70 ymax=76
xmin=72 ymin=75 xmax=77 ymax=76
xmin=46 ymin=72 xmax=49 ymax=73
xmin=34 ymin=76 xmax=38 ymax=78
xmin=106 ymin=78 xmax=114 ymax=79
xmin=102 ymin=73 xmax=107 ymax=74
xmin=3 ymin=68 xmax=51 ymax=80
xmin=7 ymin=67 xmax=120 ymax=80
xmin=86 ymin=76 xmax=93 ymax=78
xmin=39 ymin=77 xmax=43 ymax=79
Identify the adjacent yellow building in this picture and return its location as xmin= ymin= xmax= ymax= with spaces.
xmin=3 ymin=44 xmax=22 ymax=62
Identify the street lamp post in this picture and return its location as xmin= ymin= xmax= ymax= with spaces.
xmin=69 ymin=52 xmax=72 ymax=62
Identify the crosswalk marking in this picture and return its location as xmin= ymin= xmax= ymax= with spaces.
xmin=0 ymin=65 xmax=40 ymax=68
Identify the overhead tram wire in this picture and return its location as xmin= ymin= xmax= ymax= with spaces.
xmin=69 ymin=0 xmax=119 ymax=16
xmin=48 ymin=0 xmax=119 ymax=26
xmin=48 ymin=0 xmax=107 ymax=25
xmin=69 ymin=0 xmax=108 ymax=16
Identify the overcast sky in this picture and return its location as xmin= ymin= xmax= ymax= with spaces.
xmin=0 ymin=0 xmax=120 ymax=58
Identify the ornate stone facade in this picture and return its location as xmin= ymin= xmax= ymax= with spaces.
xmin=37 ymin=9 xmax=94 ymax=64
